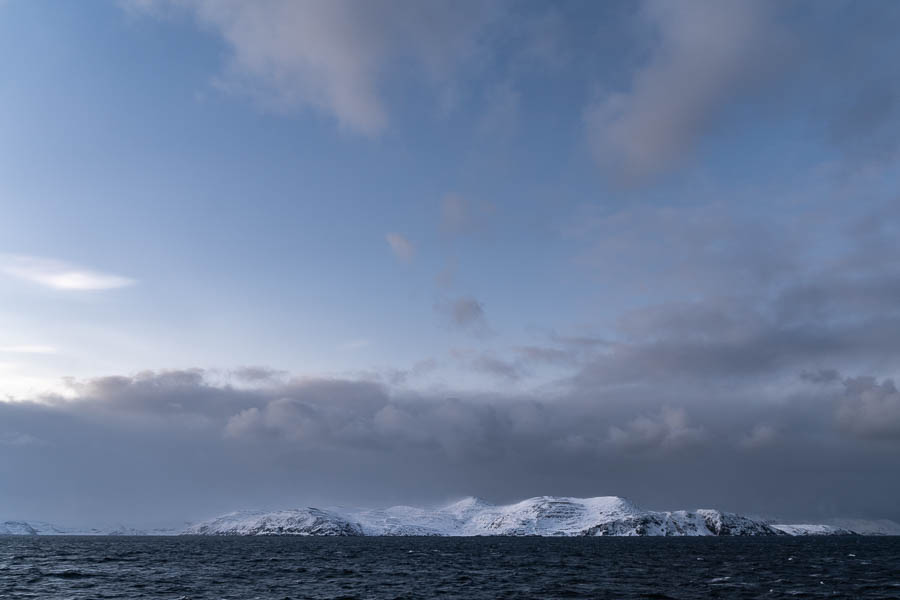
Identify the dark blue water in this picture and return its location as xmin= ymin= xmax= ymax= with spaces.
xmin=1 ymin=536 xmax=899 ymax=599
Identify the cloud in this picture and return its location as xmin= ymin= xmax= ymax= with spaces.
xmin=837 ymin=376 xmax=900 ymax=440
xmin=575 ymin=295 xmax=900 ymax=388
xmin=799 ymin=368 xmax=841 ymax=385
xmin=224 ymin=379 xmax=390 ymax=442
xmin=230 ymin=366 xmax=286 ymax=383
xmin=608 ymin=407 xmax=705 ymax=452
xmin=582 ymin=1 xmax=900 ymax=181
xmin=132 ymin=0 xmax=501 ymax=134
xmin=469 ymin=354 xmax=521 ymax=382
xmin=3 ymin=366 xmax=900 ymax=525
xmin=557 ymin=196 xmax=900 ymax=456
xmin=585 ymin=0 xmax=785 ymax=181
xmin=440 ymin=194 xmax=493 ymax=236
xmin=563 ymin=197 xmax=900 ymax=391
xmin=385 ymin=233 xmax=415 ymax=262
xmin=449 ymin=297 xmax=484 ymax=326
xmin=457 ymin=345 xmax=585 ymax=382
xmin=0 ymin=255 xmax=135 ymax=291
xmin=438 ymin=296 xmax=490 ymax=335
xmin=378 ymin=358 xmax=438 ymax=386
xmin=568 ymin=203 xmax=798 ymax=297
xmin=514 ymin=345 xmax=574 ymax=366
xmin=739 ymin=424 xmax=778 ymax=450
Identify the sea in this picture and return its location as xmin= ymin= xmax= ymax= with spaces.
xmin=1 ymin=535 xmax=899 ymax=599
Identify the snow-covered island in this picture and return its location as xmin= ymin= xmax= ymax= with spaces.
xmin=0 ymin=521 xmax=174 ymax=536
xmin=181 ymin=496 xmax=864 ymax=537
xmin=5 ymin=496 xmax=894 ymax=537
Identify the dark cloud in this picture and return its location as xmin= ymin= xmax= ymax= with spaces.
xmin=2 ymin=360 xmax=899 ymax=527
xmin=230 ymin=366 xmax=287 ymax=383
xmin=449 ymin=297 xmax=485 ymax=326
xmin=577 ymin=310 xmax=900 ymax=387
xmin=453 ymin=346 xmax=578 ymax=383
xmin=607 ymin=407 xmax=706 ymax=454
xmin=838 ymin=376 xmax=900 ymax=441
xmin=377 ymin=358 xmax=439 ymax=386
xmin=437 ymin=296 xmax=491 ymax=335
xmin=469 ymin=355 xmax=521 ymax=382
xmin=564 ymin=197 xmax=900 ymax=393
xmin=548 ymin=333 xmax=611 ymax=351
xmin=800 ymin=368 xmax=841 ymax=385
xmin=513 ymin=345 xmax=574 ymax=366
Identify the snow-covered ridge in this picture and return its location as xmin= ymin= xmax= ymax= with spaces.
xmin=182 ymin=496 xmax=866 ymax=537
xmin=0 ymin=520 xmax=174 ymax=536
xmin=1 ymin=521 xmax=70 ymax=535
xmin=770 ymin=524 xmax=855 ymax=536
xmin=186 ymin=509 xmax=363 ymax=537
xmin=6 ymin=497 xmax=894 ymax=537
xmin=824 ymin=519 xmax=900 ymax=536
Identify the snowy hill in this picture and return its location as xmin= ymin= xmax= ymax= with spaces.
xmin=0 ymin=520 xmax=173 ymax=536
xmin=770 ymin=524 xmax=856 ymax=536
xmin=1 ymin=521 xmax=55 ymax=535
xmin=824 ymin=519 xmax=900 ymax=536
xmin=183 ymin=508 xmax=363 ymax=536
xmin=0 ymin=520 xmax=96 ymax=535
xmin=184 ymin=496 xmax=849 ymax=537
xmin=6 ymin=497 xmax=888 ymax=537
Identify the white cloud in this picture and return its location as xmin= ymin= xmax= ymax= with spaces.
xmin=132 ymin=0 xmax=499 ymax=135
xmin=385 ymin=233 xmax=415 ymax=262
xmin=0 ymin=255 xmax=135 ymax=291
xmin=585 ymin=0 xmax=784 ymax=181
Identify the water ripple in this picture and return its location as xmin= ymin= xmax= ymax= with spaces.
xmin=0 ymin=536 xmax=898 ymax=599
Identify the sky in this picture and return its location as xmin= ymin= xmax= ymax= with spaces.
xmin=1 ymin=0 xmax=900 ymax=528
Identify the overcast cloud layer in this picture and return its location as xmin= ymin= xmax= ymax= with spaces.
xmin=1 ymin=1 xmax=899 ymax=528
xmin=6 ymin=195 xmax=900 ymax=525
